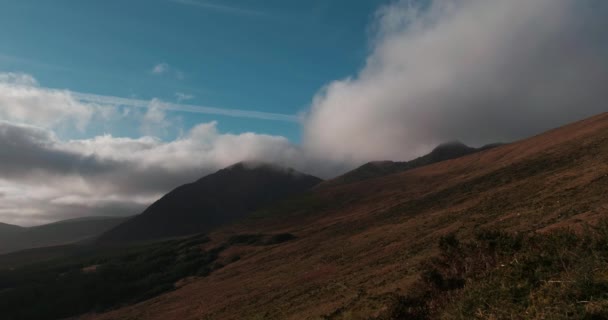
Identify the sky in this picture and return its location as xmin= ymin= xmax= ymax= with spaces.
xmin=0 ymin=0 xmax=607 ymax=226
xmin=0 ymin=0 xmax=387 ymax=142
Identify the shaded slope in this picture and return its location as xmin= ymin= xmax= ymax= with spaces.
xmin=0 ymin=217 xmax=128 ymax=254
xmin=324 ymin=141 xmax=502 ymax=187
xmin=0 ymin=223 xmax=24 ymax=236
xmin=81 ymin=113 xmax=608 ymax=320
xmin=98 ymin=163 xmax=322 ymax=243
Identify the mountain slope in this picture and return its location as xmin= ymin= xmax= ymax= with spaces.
xmin=98 ymin=162 xmax=322 ymax=243
xmin=0 ymin=217 xmax=129 ymax=254
xmin=81 ymin=113 xmax=608 ymax=320
xmin=323 ymin=141 xmax=502 ymax=187
xmin=0 ymin=223 xmax=24 ymax=236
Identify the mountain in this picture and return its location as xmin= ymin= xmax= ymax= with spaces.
xmin=78 ymin=113 xmax=608 ymax=320
xmin=0 ymin=222 xmax=24 ymax=236
xmin=323 ymin=141 xmax=502 ymax=187
xmin=3 ymin=113 xmax=607 ymax=320
xmin=98 ymin=162 xmax=322 ymax=243
xmin=0 ymin=216 xmax=128 ymax=254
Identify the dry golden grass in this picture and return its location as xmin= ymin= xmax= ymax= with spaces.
xmin=81 ymin=113 xmax=608 ymax=320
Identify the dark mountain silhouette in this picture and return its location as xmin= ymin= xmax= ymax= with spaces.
xmin=324 ymin=141 xmax=503 ymax=186
xmin=0 ymin=216 xmax=128 ymax=254
xmin=0 ymin=222 xmax=24 ymax=236
xmin=98 ymin=162 xmax=322 ymax=243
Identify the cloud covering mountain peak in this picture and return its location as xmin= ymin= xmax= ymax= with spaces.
xmin=304 ymin=0 xmax=608 ymax=162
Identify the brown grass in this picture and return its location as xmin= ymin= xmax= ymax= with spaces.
xmin=81 ymin=113 xmax=608 ymax=320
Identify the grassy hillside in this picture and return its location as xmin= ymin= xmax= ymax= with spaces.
xmin=355 ymin=223 xmax=608 ymax=319
xmin=77 ymin=112 xmax=608 ymax=320
xmin=1 ymin=113 xmax=607 ymax=320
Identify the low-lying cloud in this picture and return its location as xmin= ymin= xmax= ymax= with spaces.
xmin=304 ymin=0 xmax=608 ymax=163
xmin=0 ymin=121 xmax=340 ymax=225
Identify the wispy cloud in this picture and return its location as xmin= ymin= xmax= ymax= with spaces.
xmin=150 ymin=62 xmax=184 ymax=79
xmin=171 ymin=0 xmax=269 ymax=17
xmin=72 ymin=92 xmax=299 ymax=122
xmin=175 ymin=92 xmax=194 ymax=102
xmin=151 ymin=63 xmax=169 ymax=74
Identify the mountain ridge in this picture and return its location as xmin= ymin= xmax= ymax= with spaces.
xmin=97 ymin=162 xmax=322 ymax=243
xmin=80 ymin=112 xmax=608 ymax=320
xmin=0 ymin=216 xmax=129 ymax=254
xmin=0 ymin=222 xmax=24 ymax=236
xmin=322 ymin=141 xmax=503 ymax=187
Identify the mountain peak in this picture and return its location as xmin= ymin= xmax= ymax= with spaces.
xmin=99 ymin=163 xmax=322 ymax=243
xmin=227 ymin=161 xmax=285 ymax=171
xmin=431 ymin=140 xmax=470 ymax=152
xmin=323 ymin=140 xmax=499 ymax=187
xmin=222 ymin=161 xmax=308 ymax=178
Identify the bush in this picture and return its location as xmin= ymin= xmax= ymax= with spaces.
xmin=390 ymin=221 xmax=608 ymax=319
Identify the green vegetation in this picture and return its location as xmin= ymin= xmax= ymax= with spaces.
xmin=392 ymin=221 xmax=608 ymax=319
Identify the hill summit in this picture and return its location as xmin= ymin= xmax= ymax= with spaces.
xmin=98 ymin=162 xmax=322 ymax=243
xmin=325 ymin=141 xmax=502 ymax=186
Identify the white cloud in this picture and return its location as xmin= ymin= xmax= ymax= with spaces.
xmin=0 ymin=72 xmax=298 ymax=133
xmin=0 ymin=72 xmax=310 ymax=225
xmin=151 ymin=62 xmax=184 ymax=79
xmin=175 ymin=92 xmax=194 ymax=102
xmin=73 ymin=92 xmax=299 ymax=122
xmin=0 ymin=73 xmax=95 ymax=130
xmin=0 ymin=121 xmax=339 ymax=225
xmin=0 ymin=72 xmax=38 ymax=86
xmin=151 ymin=63 xmax=170 ymax=74
xmin=303 ymin=0 xmax=608 ymax=163
xmin=2 ymin=0 xmax=607 ymax=225
xmin=140 ymin=99 xmax=173 ymax=136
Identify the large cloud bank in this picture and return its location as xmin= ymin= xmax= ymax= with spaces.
xmin=304 ymin=0 xmax=608 ymax=162
xmin=1 ymin=0 xmax=607 ymax=225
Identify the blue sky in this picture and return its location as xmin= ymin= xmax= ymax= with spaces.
xmin=0 ymin=0 xmax=389 ymax=142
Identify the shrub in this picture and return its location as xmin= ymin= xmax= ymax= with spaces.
xmin=391 ymin=220 xmax=608 ymax=319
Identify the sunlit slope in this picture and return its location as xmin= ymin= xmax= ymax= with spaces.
xmin=84 ymin=112 xmax=608 ymax=320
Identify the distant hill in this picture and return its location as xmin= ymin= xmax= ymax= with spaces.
xmin=0 ymin=223 xmax=24 ymax=236
xmin=323 ymin=141 xmax=503 ymax=187
xmin=3 ymin=113 xmax=608 ymax=320
xmin=98 ymin=162 xmax=322 ymax=243
xmin=0 ymin=216 xmax=128 ymax=254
